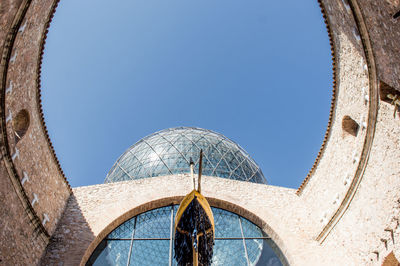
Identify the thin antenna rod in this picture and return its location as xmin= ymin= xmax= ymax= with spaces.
xmin=190 ymin=157 xmax=195 ymax=190
xmin=198 ymin=150 xmax=203 ymax=193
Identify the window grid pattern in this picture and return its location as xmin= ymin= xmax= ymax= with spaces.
xmin=88 ymin=206 xmax=283 ymax=266
xmin=104 ymin=127 xmax=266 ymax=184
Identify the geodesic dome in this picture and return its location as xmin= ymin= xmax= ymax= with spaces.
xmin=105 ymin=127 xmax=266 ymax=184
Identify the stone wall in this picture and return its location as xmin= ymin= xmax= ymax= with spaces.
xmin=359 ymin=0 xmax=400 ymax=91
xmin=322 ymin=96 xmax=400 ymax=265
xmin=297 ymin=0 xmax=400 ymax=264
xmin=0 ymin=0 xmax=71 ymax=264
xmin=300 ymin=0 xmax=371 ymax=228
xmin=41 ymin=175 xmax=343 ymax=266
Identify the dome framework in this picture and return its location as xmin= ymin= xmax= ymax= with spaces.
xmin=105 ymin=127 xmax=266 ymax=184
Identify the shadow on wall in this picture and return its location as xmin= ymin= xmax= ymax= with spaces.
xmin=40 ymin=194 xmax=94 ymax=265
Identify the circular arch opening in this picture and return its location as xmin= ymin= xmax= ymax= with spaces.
xmin=41 ymin=0 xmax=333 ymax=189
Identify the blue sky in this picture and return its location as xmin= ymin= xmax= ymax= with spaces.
xmin=42 ymin=0 xmax=332 ymax=188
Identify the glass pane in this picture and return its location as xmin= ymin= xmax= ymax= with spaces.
xmin=134 ymin=207 xmax=171 ymax=239
xmin=246 ymin=239 xmax=263 ymax=265
xmin=246 ymin=239 xmax=283 ymax=266
xmin=108 ymin=219 xmax=135 ymax=239
xmin=213 ymin=208 xmax=242 ymax=238
xmin=105 ymin=127 xmax=267 ymax=184
xmin=212 ymin=239 xmax=247 ymax=266
xmin=89 ymin=206 xmax=287 ymax=266
xmin=92 ymin=240 xmax=130 ymax=266
xmin=129 ymin=240 xmax=170 ymax=266
xmin=240 ymin=217 xmax=263 ymax=238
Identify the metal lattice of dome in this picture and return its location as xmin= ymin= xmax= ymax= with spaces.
xmin=105 ymin=127 xmax=266 ymax=184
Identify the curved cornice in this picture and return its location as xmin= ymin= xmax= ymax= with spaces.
xmin=0 ymin=0 xmax=50 ymax=241
xmin=315 ymin=0 xmax=379 ymax=242
xmin=32 ymin=0 xmax=337 ymax=195
xmin=32 ymin=0 xmax=371 ymax=214
xmin=296 ymin=0 xmax=338 ymax=195
xmin=36 ymin=0 xmax=71 ymax=193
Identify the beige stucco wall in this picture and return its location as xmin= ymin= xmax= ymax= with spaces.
xmin=300 ymin=0 xmax=371 ymax=238
xmin=42 ymin=175 xmax=347 ymax=266
xmin=296 ymin=0 xmax=400 ymax=264
xmin=321 ymin=100 xmax=400 ymax=265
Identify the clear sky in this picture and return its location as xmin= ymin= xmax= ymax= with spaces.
xmin=42 ymin=0 xmax=332 ymax=188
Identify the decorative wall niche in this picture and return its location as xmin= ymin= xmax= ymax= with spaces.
xmin=342 ymin=115 xmax=359 ymax=136
xmin=13 ymin=109 xmax=30 ymax=142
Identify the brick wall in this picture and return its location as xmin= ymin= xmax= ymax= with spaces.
xmin=0 ymin=0 xmax=70 ymax=264
xmin=359 ymin=0 xmax=400 ymax=91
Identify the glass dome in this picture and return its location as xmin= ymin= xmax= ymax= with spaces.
xmin=105 ymin=127 xmax=266 ymax=184
xmin=87 ymin=206 xmax=286 ymax=266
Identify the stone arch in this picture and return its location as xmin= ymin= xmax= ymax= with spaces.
xmin=80 ymin=196 xmax=292 ymax=266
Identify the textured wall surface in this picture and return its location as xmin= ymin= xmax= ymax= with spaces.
xmin=323 ymin=99 xmax=400 ymax=265
xmin=297 ymin=0 xmax=400 ymax=264
xmin=0 ymin=0 xmax=399 ymax=265
xmin=0 ymin=159 xmax=49 ymax=265
xmin=41 ymin=175 xmax=340 ymax=266
xmin=359 ymin=0 xmax=400 ymax=91
xmin=300 ymin=0 xmax=371 ymax=236
xmin=4 ymin=0 xmax=71 ymax=236
xmin=0 ymin=0 xmax=70 ymax=264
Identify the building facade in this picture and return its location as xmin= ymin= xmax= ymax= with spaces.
xmin=0 ymin=0 xmax=400 ymax=265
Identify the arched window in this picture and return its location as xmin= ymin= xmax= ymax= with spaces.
xmin=87 ymin=206 xmax=287 ymax=265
